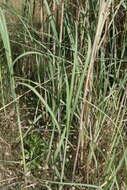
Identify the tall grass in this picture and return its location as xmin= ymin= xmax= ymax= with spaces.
xmin=0 ymin=7 xmax=27 ymax=182
xmin=0 ymin=0 xmax=127 ymax=189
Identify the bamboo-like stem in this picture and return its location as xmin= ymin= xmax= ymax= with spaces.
xmin=79 ymin=0 xmax=110 ymax=162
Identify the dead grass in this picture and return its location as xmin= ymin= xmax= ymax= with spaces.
xmin=0 ymin=106 xmax=22 ymax=189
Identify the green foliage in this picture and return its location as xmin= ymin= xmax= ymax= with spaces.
xmin=0 ymin=0 xmax=127 ymax=189
xmin=25 ymin=132 xmax=47 ymax=170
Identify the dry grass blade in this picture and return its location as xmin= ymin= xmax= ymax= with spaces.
xmin=59 ymin=0 xmax=64 ymax=43
xmin=79 ymin=0 xmax=110 ymax=162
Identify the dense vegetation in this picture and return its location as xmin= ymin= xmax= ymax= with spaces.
xmin=0 ymin=0 xmax=127 ymax=189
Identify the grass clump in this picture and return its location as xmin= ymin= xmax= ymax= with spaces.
xmin=0 ymin=0 xmax=127 ymax=189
